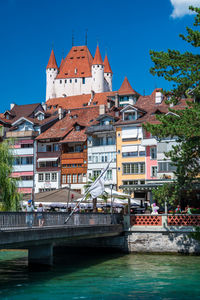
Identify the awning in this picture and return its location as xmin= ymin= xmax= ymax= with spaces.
xmin=37 ymin=157 xmax=58 ymax=162
xmin=139 ymin=145 xmax=145 ymax=152
xmin=122 ymin=145 xmax=138 ymax=153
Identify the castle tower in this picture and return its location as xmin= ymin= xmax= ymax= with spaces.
xmin=92 ymin=45 xmax=104 ymax=93
xmin=103 ymin=55 xmax=113 ymax=91
xmin=46 ymin=49 xmax=58 ymax=101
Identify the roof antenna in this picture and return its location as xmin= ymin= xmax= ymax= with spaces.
xmin=72 ymin=30 xmax=74 ymax=47
xmin=85 ymin=29 xmax=88 ymax=45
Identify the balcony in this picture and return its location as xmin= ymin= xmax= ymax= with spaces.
xmin=141 ymin=138 xmax=157 ymax=146
xmin=6 ymin=131 xmax=39 ymax=138
xmin=86 ymin=124 xmax=114 ymax=133
xmin=12 ymin=148 xmax=34 ymax=156
xmin=62 ymin=150 xmax=87 ymax=160
xmin=37 ymin=151 xmax=61 ymax=159
xmin=17 ymin=180 xmax=34 ymax=188
xmin=13 ymin=165 xmax=34 ymax=172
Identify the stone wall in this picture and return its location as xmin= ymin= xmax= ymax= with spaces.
xmin=127 ymin=231 xmax=200 ymax=254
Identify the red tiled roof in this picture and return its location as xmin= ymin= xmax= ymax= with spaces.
xmin=56 ymin=46 xmax=93 ymax=79
xmin=36 ymin=106 xmax=99 ymax=141
xmin=104 ymin=55 xmax=112 ymax=73
xmin=46 ymin=49 xmax=58 ymax=69
xmin=46 ymin=91 xmax=115 ymax=111
xmin=92 ymin=45 xmax=103 ymax=65
xmin=61 ymin=128 xmax=87 ymax=143
xmin=118 ymin=77 xmax=138 ymax=95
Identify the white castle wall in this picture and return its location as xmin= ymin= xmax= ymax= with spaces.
xmin=104 ymin=73 xmax=112 ymax=92
xmin=92 ymin=65 xmax=104 ymax=93
xmin=46 ymin=68 xmax=58 ymax=100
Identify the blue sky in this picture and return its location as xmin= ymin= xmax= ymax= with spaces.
xmin=0 ymin=0 xmax=199 ymax=112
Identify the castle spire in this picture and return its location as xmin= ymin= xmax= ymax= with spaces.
xmin=104 ymin=55 xmax=112 ymax=73
xmin=46 ymin=49 xmax=58 ymax=69
xmin=92 ymin=45 xmax=103 ymax=65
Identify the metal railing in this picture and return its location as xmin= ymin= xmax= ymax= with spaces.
xmin=0 ymin=212 xmax=121 ymax=230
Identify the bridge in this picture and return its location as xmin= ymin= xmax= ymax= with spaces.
xmin=0 ymin=212 xmax=124 ymax=266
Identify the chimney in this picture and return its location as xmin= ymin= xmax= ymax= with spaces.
xmin=10 ymin=103 xmax=15 ymax=110
xmin=115 ymin=93 xmax=119 ymax=107
xmin=42 ymin=102 xmax=47 ymax=111
xmin=58 ymin=107 xmax=64 ymax=120
xmin=99 ymin=104 xmax=105 ymax=115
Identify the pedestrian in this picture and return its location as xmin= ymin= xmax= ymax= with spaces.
xmin=184 ymin=205 xmax=192 ymax=214
xmin=175 ymin=205 xmax=182 ymax=214
xmin=37 ymin=203 xmax=44 ymax=227
xmin=25 ymin=200 xmax=34 ymax=227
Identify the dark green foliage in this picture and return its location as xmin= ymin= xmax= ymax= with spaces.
xmin=0 ymin=139 xmax=21 ymax=211
xmin=145 ymin=7 xmax=200 ymax=206
xmin=149 ymin=6 xmax=200 ymax=104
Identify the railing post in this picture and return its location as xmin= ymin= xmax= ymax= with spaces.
xmin=162 ymin=215 xmax=168 ymax=228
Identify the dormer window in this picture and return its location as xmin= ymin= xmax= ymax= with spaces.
xmin=37 ymin=114 xmax=44 ymax=120
xmin=124 ymin=111 xmax=136 ymax=121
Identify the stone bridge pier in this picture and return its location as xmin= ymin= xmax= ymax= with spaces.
xmin=28 ymin=244 xmax=54 ymax=267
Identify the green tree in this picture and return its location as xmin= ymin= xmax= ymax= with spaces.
xmin=149 ymin=6 xmax=200 ymax=103
xmin=144 ymin=6 xmax=200 ymax=205
xmin=0 ymin=139 xmax=21 ymax=211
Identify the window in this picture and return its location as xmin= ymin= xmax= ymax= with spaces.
xmin=21 ymin=144 xmax=33 ymax=148
xmin=52 ymin=173 xmax=57 ymax=181
xmin=67 ymin=174 xmax=71 ymax=183
xmin=65 ymin=79 xmax=67 ymax=84
xmin=106 ymin=170 xmax=112 ymax=180
xmin=70 ymin=79 xmax=72 ymax=83
xmin=82 ymin=77 xmax=85 ymax=84
xmin=123 ymin=163 xmax=145 ymax=174
xmin=122 ymin=151 xmax=138 ymax=157
xmin=21 ymin=176 xmax=33 ymax=181
xmin=60 ymin=80 xmax=62 ymax=84
xmin=45 ymin=173 xmax=50 ymax=181
xmin=78 ymin=174 xmax=82 ymax=183
xmin=158 ymin=162 xmax=176 ymax=172
xmin=150 ymin=147 xmax=157 ymax=159
xmin=62 ymin=174 xmax=66 ymax=184
xmin=53 ymin=144 xmax=59 ymax=151
xmin=46 ymin=145 xmax=52 ymax=152
xmin=151 ymin=166 xmax=157 ymax=177
xmin=124 ymin=112 xmax=136 ymax=121
xmin=13 ymin=157 xmax=33 ymax=165
xmin=72 ymin=174 xmax=77 ymax=183
xmin=38 ymin=173 xmax=44 ymax=182
xmin=75 ymin=79 xmax=77 ymax=83
xmin=93 ymin=170 xmax=101 ymax=178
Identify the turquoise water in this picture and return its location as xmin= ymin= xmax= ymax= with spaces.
xmin=0 ymin=250 xmax=200 ymax=299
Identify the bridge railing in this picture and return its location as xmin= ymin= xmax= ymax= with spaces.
xmin=0 ymin=212 xmax=121 ymax=230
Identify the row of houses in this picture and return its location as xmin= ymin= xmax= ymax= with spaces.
xmin=0 ymin=76 xmax=189 ymax=202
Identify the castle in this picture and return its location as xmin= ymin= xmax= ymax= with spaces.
xmin=46 ymin=45 xmax=113 ymax=101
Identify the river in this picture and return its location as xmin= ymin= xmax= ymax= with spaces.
xmin=0 ymin=249 xmax=200 ymax=299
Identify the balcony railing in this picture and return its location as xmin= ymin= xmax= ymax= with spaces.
xmin=6 ymin=131 xmax=39 ymax=138
xmin=86 ymin=124 xmax=114 ymax=133
xmin=37 ymin=151 xmax=61 ymax=158
xmin=62 ymin=151 xmax=87 ymax=160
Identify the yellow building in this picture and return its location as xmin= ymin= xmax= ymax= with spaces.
xmin=115 ymin=105 xmax=146 ymax=194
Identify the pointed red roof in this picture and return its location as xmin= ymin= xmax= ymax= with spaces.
xmin=92 ymin=45 xmax=103 ymax=65
xmin=104 ymin=55 xmax=112 ymax=73
xmin=56 ymin=46 xmax=93 ymax=79
xmin=46 ymin=49 xmax=58 ymax=69
xmin=59 ymin=57 xmax=65 ymax=71
xmin=118 ymin=77 xmax=138 ymax=95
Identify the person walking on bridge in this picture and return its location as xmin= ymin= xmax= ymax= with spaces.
xmin=25 ymin=200 xmax=34 ymax=228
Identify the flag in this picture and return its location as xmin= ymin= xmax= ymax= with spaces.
xmin=88 ymin=160 xmax=111 ymax=199
xmin=64 ymin=160 xmax=112 ymax=224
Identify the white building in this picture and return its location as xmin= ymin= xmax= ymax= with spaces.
xmin=46 ymin=45 xmax=113 ymax=101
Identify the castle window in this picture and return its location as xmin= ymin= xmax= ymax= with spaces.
xmin=60 ymin=80 xmax=62 ymax=84
xmin=75 ymin=68 xmax=77 ymax=74
xmin=82 ymin=56 xmax=85 ymax=58
xmin=65 ymin=79 xmax=67 ymax=83
xmin=75 ymin=79 xmax=77 ymax=83
xmin=107 ymin=73 xmax=109 ymax=76
xmin=82 ymin=77 xmax=85 ymax=84
xmin=80 ymin=49 xmax=84 ymax=51
xmin=70 ymin=79 xmax=72 ymax=83
xmin=97 ymin=65 xmax=99 ymax=67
